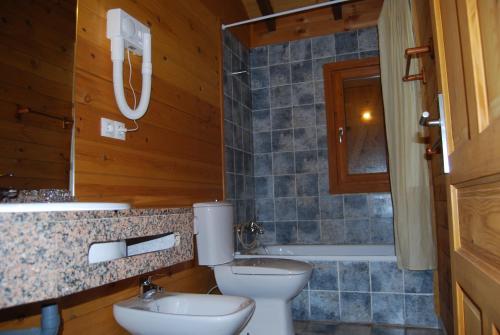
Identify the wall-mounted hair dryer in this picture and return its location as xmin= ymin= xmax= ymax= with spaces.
xmin=106 ymin=9 xmax=152 ymax=120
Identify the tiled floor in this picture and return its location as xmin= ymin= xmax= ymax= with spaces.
xmin=294 ymin=321 xmax=444 ymax=335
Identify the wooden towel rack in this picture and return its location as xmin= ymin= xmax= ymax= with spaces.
xmin=403 ymin=45 xmax=432 ymax=83
xmin=16 ymin=107 xmax=73 ymax=129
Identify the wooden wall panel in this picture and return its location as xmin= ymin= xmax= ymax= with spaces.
xmin=201 ymin=0 xmax=251 ymax=47
xmin=249 ymin=0 xmax=383 ymax=47
xmin=412 ymin=1 xmax=454 ymax=334
xmin=0 ymin=263 xmax=216 ymax=334
xmin=0 ymin=0 xmax=74 ymax=189
xmin=73 ymin=0 xmax=225 ymax=207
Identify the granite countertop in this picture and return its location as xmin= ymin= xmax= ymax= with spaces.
xmin=0 ymin=207 xmax=194 ymax=309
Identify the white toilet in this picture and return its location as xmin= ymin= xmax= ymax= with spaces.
xmin=193 ymin=202 xmax=312 ymax=335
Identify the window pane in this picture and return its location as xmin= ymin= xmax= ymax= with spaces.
xmin=344 ymin=76 xmax=388 ymax=174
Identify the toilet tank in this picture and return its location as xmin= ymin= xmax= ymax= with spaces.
xmin=193 ymin=202 xmax=234 ymax=266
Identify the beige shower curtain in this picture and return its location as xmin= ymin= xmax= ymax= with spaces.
xmin=377 ymin=0 xmax=436 ymax=270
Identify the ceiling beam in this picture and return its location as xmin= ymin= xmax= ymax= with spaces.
xmin=256 ymin=0 xmax=276 ymax=32
xmin=332 ymin=4 xmax=343 ymax=20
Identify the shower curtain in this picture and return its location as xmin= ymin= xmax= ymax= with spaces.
xmin=377 ymin=0 xmax=436 ymax=270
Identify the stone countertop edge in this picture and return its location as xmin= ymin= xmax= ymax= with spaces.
xmin=0 ymin=207 xmax=194 ymax=309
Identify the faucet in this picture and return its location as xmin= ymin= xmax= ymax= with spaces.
xmin=139 ymin=276 xmax=164 ymax=299
xmin=246 ymin=221 xmax=264 ymax=235
xmin=0 ymin=188 xmax=18 ymax=202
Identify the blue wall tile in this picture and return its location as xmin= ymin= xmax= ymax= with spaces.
xmin=275 ymin=198 xmax=297 ymax=221
xmin=292 ymin=82 xmax=315 ymax=106
xmin=314 ymin=81 xmax=325 ymax=103
xmin=294 ymin=127 xmax=317 ymax=151
xmin=371 ymin=218 xmax=395 ymax=244
xmin=292 ymin=290 xmax=309 ymax=320
xmin=254 ymin=176 xmax=273 ymax=198
xmin=320 ymin=195 xmax=343 ymax=219
xmin=253 ymin=131 xmax=271 ymax=153
xmin=344 ymin=194 xmax=369 ymax=218
xmin=271 ymin=107 xmax=293 ymax=130
xmin=372 ymin=293 xmax=404 ymax=325
xmin=317 ymin=126 xmax=327 ymax=149
xmin=298 ymin=220 xmax=320 ymax=242
xmin=321 ymin=219 xmax=344 ymax=243
xmin=275 ymin=221 xmax=297 ymax=243
xmin=271 ymin=85 xmax=292 ymax=108
xmin=404 ymin=270 xmax=434 ymax=294
xmin=293 ymin=104 xmax=316 ymax=128
xmin=318 ymin=172 xmax=330 ymax=195
xmin=272 ymin=129 xmax=294 ymax=152
xmin=358 ymin=27 xmax=379 ymax=51
xmin=310 ymin=261 xmax=338 ymax=290
xmin=315 ymin=103 xmax=326 ymax=125
xmin=255 ymin=198 xmax=274 ymax=221
xmin=250 ymin=46 xmax=268 ymax=67
xmin=252 ymin=88 xmax=270 ymax=110
xmin=295 ymin=150 xmax=318 ymax=173
xmin=340 ymin=292 xmax=371 ymax=322
xmin=312 ymin=35 xmax=335 ymax=59
xmin=274 ymin=175 xmax=296 ymax=198
xmin=335 ymin=31 xmax=358 ymax=54
xmin=269 ymin=42 xmax=290 ymax=65
xmin=224 ymin=147 xmax=234 ymax=173
xmin=345 ymin=219 xmax=370 ymax=244
xmin=317 ymin=150 xmax=329 ymax=172
xmin=371 ymin=262 xmax=403 ymax=293
xmin=310 ymin=291 xmax=340 ymax=321
xmin=291 ymin=60 xmax=313 ymax=83
xmin=273 ymin=152 xmax=295 ymax=175
xmin=405 ymin=294 xmax=438 ymax=327
xmin=297 ymin=197 xmax=320 ymax=220
xmin=225 ymin=173 xmax=235 ymax=199
xmin=270 ymin=64 xmax=291 ymax=87
xmin=259 ymin=221 xmax=276 ymax=244
xmin=290 ymin=39 xmax=312 ymax=61
xmin=339 ymin=261 xmax=370 ymax=291
xmin=369 ymin=193 xmax=393 ymax=218
xmin=252 ymin=109 xmax=271 ymax=132
xmin=296 ymin=173 xmax=319 ymax=196
xmin=336 ymin=52 xmax=360 ymax=61
xmin=251 ymin=67 xmax=269 ymax=89
xmin=254 ymin=153 xmax=272 ymax=176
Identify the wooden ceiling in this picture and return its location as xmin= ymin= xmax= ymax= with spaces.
xmin=239 ymin=0 xmax=384 ymax=47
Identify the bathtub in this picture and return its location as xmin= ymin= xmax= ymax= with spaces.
xmin=236 ymin=244 xmax=396 ymax=262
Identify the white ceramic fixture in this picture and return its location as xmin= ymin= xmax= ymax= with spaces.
xmin=113 ymin=292 xmax=255 ymax=335
xmin=0 ymin=202 xmax=130 ymax=213
xmin=193 ymin=202 xmax=313 ymax=335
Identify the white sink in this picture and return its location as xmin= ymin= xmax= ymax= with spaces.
xmin=113 ymin=292 xmax=255 ymax=335
xmin=0 ymin=202 xmax=130 ymax=213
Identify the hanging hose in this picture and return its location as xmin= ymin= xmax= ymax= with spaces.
xmin=235 ymin=223 xmax=260 ymax=250
xmin=207 ymin=285 xmax=219 ymax=294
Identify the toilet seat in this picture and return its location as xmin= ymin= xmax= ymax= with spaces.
xmin=226 ymin=258 xmax=311 ymax=275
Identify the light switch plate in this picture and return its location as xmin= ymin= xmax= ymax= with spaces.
xmin=101 ymin=117 xmax=126 ymax=140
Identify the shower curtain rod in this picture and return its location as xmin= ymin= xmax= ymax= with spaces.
xmin=222 ymin=0 xmax=352 ymax=30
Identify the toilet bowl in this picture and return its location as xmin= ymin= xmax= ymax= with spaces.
xmin=193 ymin=202 xmax=313 ymax=335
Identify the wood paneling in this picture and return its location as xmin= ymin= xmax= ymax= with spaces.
xmin=201 ymin=0 xmax=251 ymax=47
xmin=73 ymin=0 xmax=225 ymax=207
xmin=0 ymin=262 xmax=216 ymax=334
xmin=0 ymin=0 xmax=75 ymax=189
xmin=248 ymin=0 xmax=383 ymax=47
xmin=412 ymin=1 xmax=453 ymax=333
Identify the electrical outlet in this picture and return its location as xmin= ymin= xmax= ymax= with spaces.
xmin=101 ymin=118 xmax=126 ymax=140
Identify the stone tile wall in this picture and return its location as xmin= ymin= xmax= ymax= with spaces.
xmin=292 ymin=261 xmax=438 ymax=328
xmin=248 ymin=28 xmax=395 ymax=246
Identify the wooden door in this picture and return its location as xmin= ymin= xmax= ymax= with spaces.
xmin=430 ymin=0 xmax=500 ymax=334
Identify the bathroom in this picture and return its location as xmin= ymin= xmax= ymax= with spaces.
xmin=0 ymin=0 xmax=498 ymax=335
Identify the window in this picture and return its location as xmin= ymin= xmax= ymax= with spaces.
xmin=324 ymin=57 xmax=390 ymax=194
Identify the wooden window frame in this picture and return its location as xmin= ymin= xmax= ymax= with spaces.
xmin=323 ymin=57 xmax=390 ymax=194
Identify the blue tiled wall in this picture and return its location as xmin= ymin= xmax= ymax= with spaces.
xmin=248 ymin=27 xmax=395 ymax=245
xmin=292 ymin=260 xmax=438 ymax=328
xmin=223 ymin=31 xmax=255 ymax=225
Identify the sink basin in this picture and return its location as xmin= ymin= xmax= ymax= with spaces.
xmin=113 ymin=292 xmax=255 ymax=335
xmin=0 ymin=202 xmax=130 ymax=213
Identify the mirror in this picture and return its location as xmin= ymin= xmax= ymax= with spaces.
xmin=0 ymin=0 xmax=77 ymax=191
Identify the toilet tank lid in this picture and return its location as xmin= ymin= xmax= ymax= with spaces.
xmin=229 ymin=258 xmax=313 ymax=275
xmin=193 ymin=201 xmax=232 ymax=208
